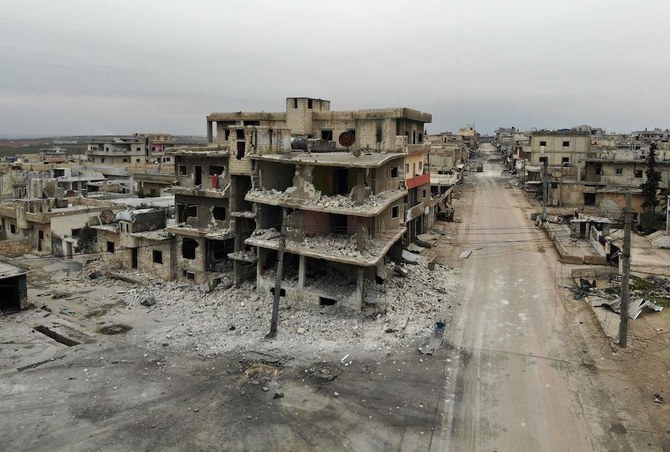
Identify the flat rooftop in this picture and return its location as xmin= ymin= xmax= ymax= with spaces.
xmin=108 ymin=195 xmax=174 ymax=208
xmin=0 ymin=261 xmax=28 ymax=278
xmin=250 ymin=151 xmax=404 ymax=168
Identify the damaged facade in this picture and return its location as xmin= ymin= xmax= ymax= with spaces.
xmin=160 ymin=97 xmax=433 ymax=308
xmin=95 ymin=208 xmax=176 ymax=281
xmin=0 ymin=197 xmax=120 ymax=258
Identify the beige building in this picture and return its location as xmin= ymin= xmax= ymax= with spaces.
xmin=207 ymin=97 xmax=431 ymax=151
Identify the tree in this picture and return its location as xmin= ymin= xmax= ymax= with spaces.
xmin=75 ymin=226 xmax=97 ymax=254
xmin=639 ymin=143 xmax=662 ymax=232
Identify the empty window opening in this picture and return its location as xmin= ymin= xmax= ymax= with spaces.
xmin=584 ymin=193 xmax=596 ymax=206
xmin=179 ymin=165 xmax=188 ymax=176
xmin=224 ymin=129 xmax=231 ymax=140
xmin=562 ymin=157 xmax=570 ymax=164
xmin=376 ymin=126 xmax=382 ymax=143
xmin=182 ymin=238 xmax=198 ymax=260
xmin=616 ymin=168 xmax=623 ymax=175
xmin=38 ymin=230 xmax=44 ymax=240
xmin=539 ymin=141 xmax=547 ymax=146
xmin=392 ymin=205 xmax=400 ymax=219
xmin=405 ymin=163 xmax=409 ymax=174
xmin=212 ymin=207 xmax=226 ymax=221
xmin=237 ymin=141 xmax=246 ymax=160
xmin=293 ymin=98 xmax=298 ymax=109
xmin=562 ymin=141 xmax=570 ymax=147
xmin=106 ymin=241 xmax=115 ymax=253
xmin=539 ymin=156 xmax=548 ymax=164
xmin=320 ymin=297 xmax=337 ymax=306
xmin=307 ymin=99 xmax=313 ymax=109
xmin=71 ymin=228 xmax=81 ymax=238
xmin=194 ymin=166 xmax=202 ymax=186
xmin=635 ymin=170 xmax=643 ymax=178
xmin=153 ymin=250 xmax=163 ymax=264
xmin=236 ymin=129 xmax=245 ymax=140
xmin=321 ymin=130 xmax=333 ymax=140
xmin=179 ymin=204 xmax=198 ymax=223
xmin=131 ymin=248 xmax=138 ymax=269
xmin=390 ymin=166 xmax=399 ymax=178
xmin=186 ymin=272 xmax=195 ymax=280
xmin=209 ymin=165 xmax=225 ymax=176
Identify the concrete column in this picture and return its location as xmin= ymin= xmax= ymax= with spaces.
xmin=298 ymin=255 xmax=306 ymax=289
xmin=354 ymin=267 xmax=365 ymax=309
xmin=355 ymin=169 xmax=365 ymax=206
xmin=207 ymin=121 xmax=213 ymax=143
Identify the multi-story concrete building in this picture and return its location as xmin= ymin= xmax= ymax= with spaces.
xmin=207 ymin=97 xmax=431 ymax=151
xmin=245 ymin=150 xmax=409 ymax=309
xmin=95 ymin=208 xmax=176 ymax=281
xmin=87 ymin=136 xmax=148 ymax=165
xmin=162 ymin=97 xmax=433 ymax=308
xmin=0 ymin=197 xmax=120 ymax=258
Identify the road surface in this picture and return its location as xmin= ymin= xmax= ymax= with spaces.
xmin=432 ymin=145 xmax=635 ymax=451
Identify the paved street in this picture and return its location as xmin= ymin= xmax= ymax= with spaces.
xmin=431 ymin=145 xmax=646 ymax=451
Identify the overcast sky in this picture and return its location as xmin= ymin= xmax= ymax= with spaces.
xmin=1 ymin=0 xmax=669 ymax=137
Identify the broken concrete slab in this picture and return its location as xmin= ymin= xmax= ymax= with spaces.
xmin=459 ymin=250 xmax=472 ymax=259
xmin=407 ymin=243 xmax=425 ymax=253
xmin=401 ymin=250 xmax=423 ymax=264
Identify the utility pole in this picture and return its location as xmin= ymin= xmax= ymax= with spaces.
xmin=618 ymin=191 xmax=632 ymax=347
xmin=267 ymin=208 xmax=287 ymax=338
xmin=542 ymin=159 xmax=548 ymax=221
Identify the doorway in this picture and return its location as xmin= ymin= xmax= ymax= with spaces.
xmin=131 ymin=248 xmax=138 ymax=269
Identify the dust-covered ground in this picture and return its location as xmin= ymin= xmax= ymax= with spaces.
xmin=0 ymin=247 xmax=463 ymax=451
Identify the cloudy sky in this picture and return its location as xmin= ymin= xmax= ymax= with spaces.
xmin=1 ymin=0 xmax=668 ymax=137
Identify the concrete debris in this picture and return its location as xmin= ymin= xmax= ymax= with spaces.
xmin=401 ymin=250 xmax=424 ymax=264
xmin=406 ymin=243 xmax=425 ymax=253
xmin=597 ymin=297 xmax=664 ymax=320
xmin=87 ymin=258 xmax=461 ymax=359
xmin=140 ymin=297 xmax=157 ymax=307
xmin=654 ymin=393 xmax=664 ymax=404
xmin=459 ymin=250 xmax=472 ymax=259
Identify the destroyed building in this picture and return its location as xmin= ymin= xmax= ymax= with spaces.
xmin=95 ymin=207 xmax=176 ymax=281
xmin=158 ymin=97 xmax=434 ymax=309
xmin=245 ymin=151 xmax=409 ymax=309
xmin=0 ymin=197 xmax=121 ymax=258
xmin=166 ymin=147 xmax=235 ymax=284
xmin=207 ymin=97 xmax=431 ymax=151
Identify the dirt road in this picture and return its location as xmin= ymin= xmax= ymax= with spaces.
xmin=432 ymin=145 xmax=660 ymax=451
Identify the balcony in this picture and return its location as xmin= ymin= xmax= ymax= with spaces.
xmin=245 ymin=189 xmax=406 ymax=217
xmin=245 ymin=226 xmax=406 ymax=266
xmin=172 ymin=183 xmax=230 ymax=199
xmin=406 ymin=172 xmax=430 ymax=189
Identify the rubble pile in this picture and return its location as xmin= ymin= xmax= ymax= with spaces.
xmin=247 ymin=188 xmax=390 ymax=212
xmin=125 ymin=261 xmax=460 ymax=361
xmin=315 ymin=193 xmax=382 ymax=210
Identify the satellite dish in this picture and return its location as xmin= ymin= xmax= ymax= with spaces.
xmin=351 ymin=148 xmax=361 ymax=158
xmin=552 ymin=170 xmax=562 ymax=178
xmin=338 ymin=131 xmax=355 ymax=148
xmin=99 ymin=209 xmax=115 ymax=224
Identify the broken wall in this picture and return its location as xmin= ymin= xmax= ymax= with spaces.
xmin=175 ymin=194 xmax=232 ymax=230
xmin=0 ymin=238 xmax=32 ymax=257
